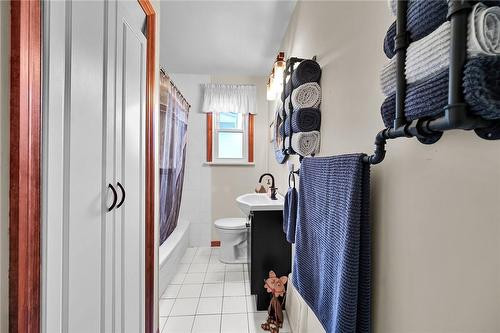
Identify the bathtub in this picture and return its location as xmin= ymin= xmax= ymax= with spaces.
xmin=159 ymin=219 xmax=190 ymax=295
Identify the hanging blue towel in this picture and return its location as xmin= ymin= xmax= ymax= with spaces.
xmin=283 ymin=187 xmax=298 ymax=244
xmin=293 ymin=154 xmax=371 ymax=333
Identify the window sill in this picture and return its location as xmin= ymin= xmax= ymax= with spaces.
xmin=204 ymin=161 xmax=255 ymax=167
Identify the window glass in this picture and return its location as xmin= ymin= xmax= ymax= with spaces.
xmin=218 ymin=132 xmax=243 ymax=159
xmin=218 ymin=112 xmax=243 ymax=129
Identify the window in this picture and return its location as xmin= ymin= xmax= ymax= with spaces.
xmin=207 ymin=112 xmax=254 ymax=164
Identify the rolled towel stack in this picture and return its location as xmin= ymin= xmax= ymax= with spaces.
xmin=284 ymin=131 xmax=321 ymax=156
xmin=381 ymin=56 xmax=500 ymax=126
xmin=380 ymin=1 xmax=500 ymax=126
xmin=280 ymin=59 xmax=322 ymax=157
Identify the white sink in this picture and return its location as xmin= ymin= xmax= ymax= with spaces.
xmin=236 ymin=193 xmax=284 ymax=216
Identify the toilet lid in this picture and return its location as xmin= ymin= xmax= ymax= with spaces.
xmin=214 ymin=218 xmax=247 ymax=230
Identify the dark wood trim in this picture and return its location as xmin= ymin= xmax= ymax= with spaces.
xmin=206 ymin=113 xmax=213 ymax=162
xmin=248 ymin=114 xmax=255 ymax=163
xmin=9 ymin=1 xmax=42 ymax=332
xmin=137 ymin=1 xmax=156 ymax=332
xmin=211 ymin=241 xmax=221 ymax=247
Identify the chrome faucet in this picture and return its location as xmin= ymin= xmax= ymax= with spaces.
xmin=259 ymin=173 xmax=277 ymax=200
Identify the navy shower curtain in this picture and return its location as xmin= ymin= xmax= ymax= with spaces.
xmin=159 ymin=71 xmax=190 ymax=245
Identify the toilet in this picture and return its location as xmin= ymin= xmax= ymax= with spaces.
xmin=214 ymin=218 xmax=249 ymax=264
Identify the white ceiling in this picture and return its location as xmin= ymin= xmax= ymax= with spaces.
xmin=159 ymin=1 xmax=296 ymax=75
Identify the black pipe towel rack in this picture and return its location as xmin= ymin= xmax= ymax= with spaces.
xmin=363 ymin=0 xmax=500 ymax=165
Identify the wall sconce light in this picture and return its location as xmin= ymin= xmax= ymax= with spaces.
xmin=267 ymin=52 xmax=286 ymax=101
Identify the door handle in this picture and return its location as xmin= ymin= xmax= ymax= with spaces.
xmin=116 ymin=182 xmax=126 ymax=208
xmin=108 ymin=184 xmax=118 ymax=212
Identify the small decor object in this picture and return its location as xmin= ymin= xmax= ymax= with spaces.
xmin=261 ymin=271 xmax=288 ymax=333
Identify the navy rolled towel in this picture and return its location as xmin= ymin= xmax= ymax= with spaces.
xmin=283 ymin=108 xmax=321 ymax=136
xmin=292 ymin=60 xmax=322 ymax=88
xmin=464 ymin=56 xmax=500 ymax=120
xmin=284 ymin=80 xmax=293 ymax=99
xmin=380 ymin=68 xmax=448 ymax=127
xmin=383 ymin=0 xmax=448 ymax=58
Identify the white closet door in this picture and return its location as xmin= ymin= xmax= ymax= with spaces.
xmin=113 ymin=1 xmax=147 ymax=332
xmin=42 ymin=1 xmax=111 ymax=332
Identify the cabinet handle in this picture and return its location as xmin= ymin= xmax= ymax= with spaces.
xmin=116 ymin=182 xmax=126 ymax=208
xmin=108 ymin=184 xmax=118 ymax=212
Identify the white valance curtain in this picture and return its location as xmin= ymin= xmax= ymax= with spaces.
xmin=202 ymin=84 xmax=257 ymax=114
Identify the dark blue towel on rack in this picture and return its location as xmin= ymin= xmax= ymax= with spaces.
xmin=384 ymin=0 xmax=448 ymax=58
xmin=381 ymin=56 xmax=500 ymax=127
xmin=293 ymin=154 xmax=371 ymax=333
xmin=283 ymin=187 xmax=298 ymax=244
xmin=292 ymin=59 xmax=322 ymax=88
xmin=282 ymin=108 xmax=321 ymax=136
xmin=464 ymin=56 xmax=500 ymax=120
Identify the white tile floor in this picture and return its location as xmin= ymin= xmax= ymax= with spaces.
xmin=160 ymin=247 xmax=291 ymax=333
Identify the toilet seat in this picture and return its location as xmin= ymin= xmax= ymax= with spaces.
xmin=214 ymin=217 xmax=247 ymax=230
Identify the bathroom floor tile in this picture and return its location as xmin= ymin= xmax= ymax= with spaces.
xmin=225 ymin=264 xmax=244 ymax=272
xmin=183 ymin=272 xmax=206 ymax=284
xmin=162 ymin=315 xmax=195 ymax=333
xmin=204 ymin=272 xmax=225 ymax=284
xmin=209 ymin=256 xmax=222 ymax=264
xmin=177 ymin=284 xmax=203 ymax=298
xmin=221 ymin=313 xmax=249 ymax=333
xmin=185 ymin=247 xmax=198 ymax=256
xmin=224 ymin=282 xmax=246 ymax=297
xmin=207 ymin=263 xmax=226 ymax=272
xmin=245 ymin=296 xmax=257 ymax=313
xmin=196 ymin=247 xmax=213 ymax=256
xmin=171 ymin=273 xmax=186 ymax=285
xmin=178 ymin=263 xmax=190 ymax=273
xmin=192 ymin=314 xmax=222 ymax=333
xmin=159 ymin=316 xmax=168 ymax=332
xmin=197 ymin=297 xmax=223 ymax=315
xmin=201 ymin=283 xmax=224 ymax=298
xmin=189 ymin=263 xmax=208 ymax=273
xmin=225 ymin=271 xmax=245 ymax=283
xmin=180 ymin=252 xmax=195 ymax=264
xmin=161 ymin=284 xmax=181 ymax=299
xmin=247 ymin=311 xmax=267 ymax=333
xmin=170 ymin=298 xmax=199 ymax=316
xmin=159 ymin=299 xmax=175 ymax=317
xmin=192 ymin=255 xmax=211 ymax=264
xmin=222 ymin=296 xmax=247 ymax=314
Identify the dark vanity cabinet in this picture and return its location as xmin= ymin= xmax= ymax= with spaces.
xmin=248 ymin=210 xmax=292 ymax=311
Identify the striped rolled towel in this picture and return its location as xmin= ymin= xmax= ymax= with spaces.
xmin=381 ymin=55 xmax=500 ymax=127
xmin=291 ymin=82 xmax=321 ymax=112
xmin=284 ymin=131 xmax=321 ymax=156
xmin=282 ymin=108 xmax=321 ymax=136
xmin=292 ymin=59 xmax=322 ymax=88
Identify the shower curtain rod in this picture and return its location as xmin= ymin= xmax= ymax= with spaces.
xmin=160 ymin=67 xmax=191 ymax=109
xmin=363 ymin=0 xmax=500 ymax=165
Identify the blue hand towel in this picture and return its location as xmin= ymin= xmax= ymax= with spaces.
xmin=293 ymin=154 xmax=371 ymax=333
xmin=381 ymin=56 xmax=500 ymax=127
xmin=283 ymin=187 xmax=298 ymax=244
xmin=281 ymin=108 xmax=321 ymax=136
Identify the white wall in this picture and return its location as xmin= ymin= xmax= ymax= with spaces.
xmin=170 ymin=74 xmax=268 ymax=245
xmin=0 ymin=2 xmax=9 ymax=332
xmin=269 ymin=1 xmax=500 ymax=332
xmin=170 ymin=74 xmax=213 ymax=247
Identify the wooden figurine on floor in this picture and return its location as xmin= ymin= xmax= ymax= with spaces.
xmin=261 ymin=271 xmax=288 ymax=333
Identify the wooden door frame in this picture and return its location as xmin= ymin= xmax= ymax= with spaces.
xmin=9 ymin=1 xmax=157 ymax=332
